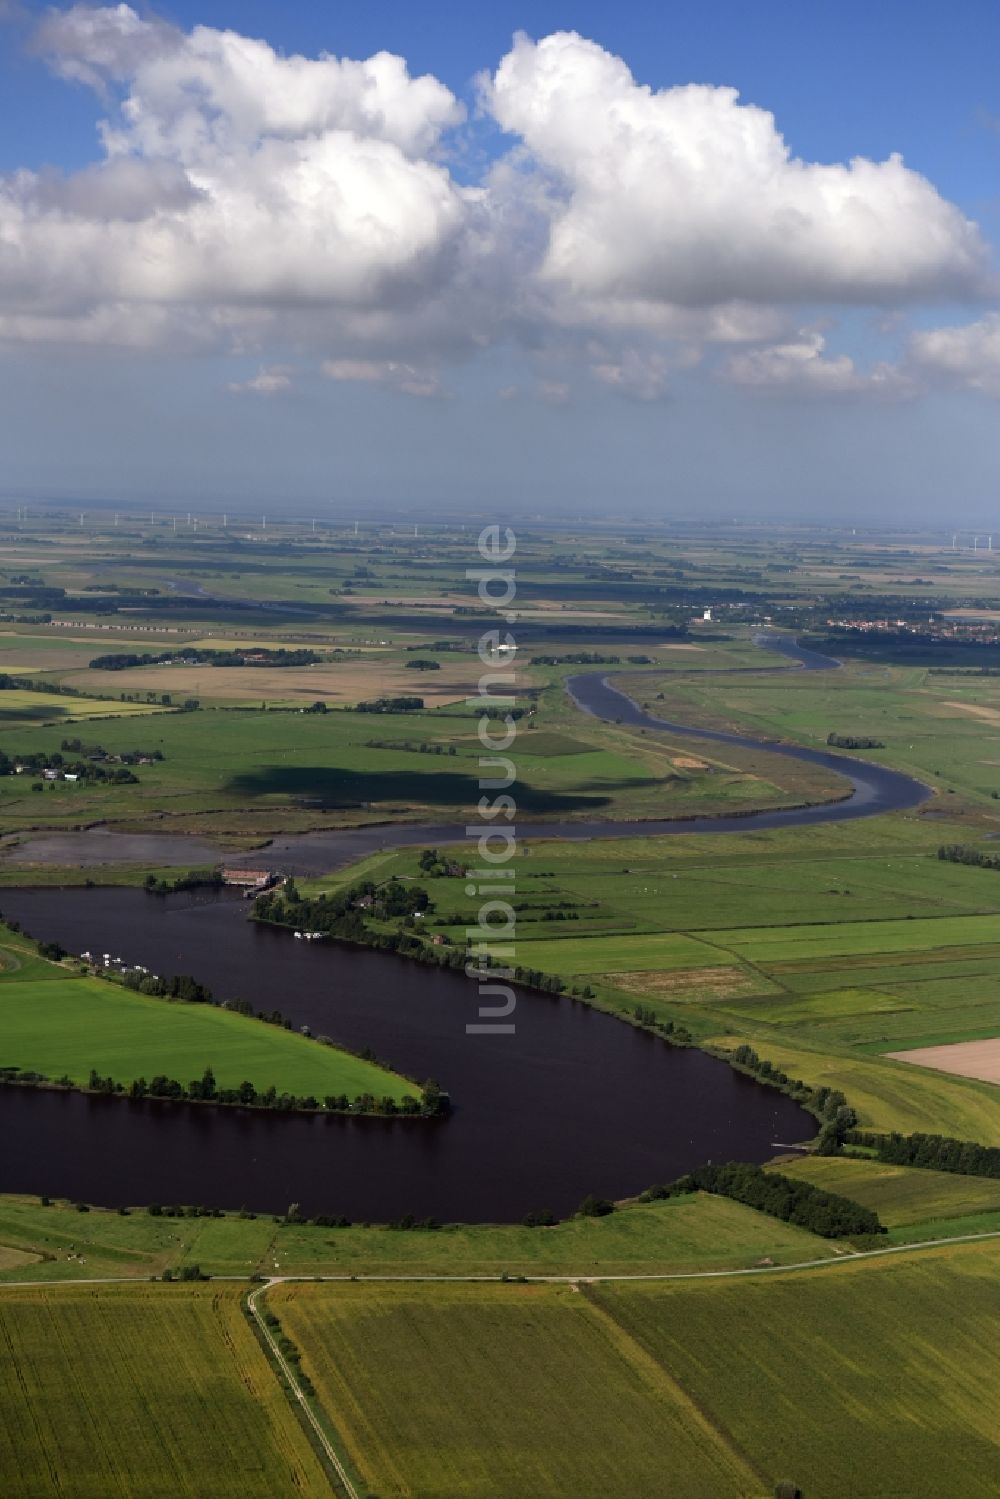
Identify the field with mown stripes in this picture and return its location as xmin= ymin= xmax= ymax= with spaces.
xmin=0 ymin=1283 xmax=330 ymax=1498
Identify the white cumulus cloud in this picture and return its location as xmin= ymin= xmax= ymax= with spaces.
xmin=908 ymin=315 xmax=1000 ymax=395
xmin=0 ymin=8 xmax=992 ymax=408
xmin=589 ymin=348 xmax=672 ymax=400
xmin=484 ymin=31 xmax=986 ymax=311
xmin=3 ymin=6 xmax=472 ymax=343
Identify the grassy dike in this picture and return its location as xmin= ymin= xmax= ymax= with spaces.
xmin=4 ymin=1151 xmax=1000 ymax=1283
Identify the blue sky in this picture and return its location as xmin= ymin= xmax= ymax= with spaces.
xmin=1 ymin=1 xmax=999 ymax=518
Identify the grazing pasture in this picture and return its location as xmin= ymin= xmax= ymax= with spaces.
xmin=68 ymin=657 xmax=486 ymax=706
xmin=707 ymin=1032 xmax=1000 ymax=1143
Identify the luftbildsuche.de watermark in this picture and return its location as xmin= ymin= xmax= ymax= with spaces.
xmin=465 ymin=525 xmax=518 ymax=1035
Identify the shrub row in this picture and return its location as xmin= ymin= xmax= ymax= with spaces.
xmin=848 ymin=1129 xmax=1000 ymax=1179
xmin=641 ymin=1162 xmax=885 ymax=1238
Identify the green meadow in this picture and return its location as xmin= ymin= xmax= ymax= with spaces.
xmin=778 ymin=1154 xmax=1000 ymax=1233
xmin=0 ymin=1189 xmax=841 ymax=1284
xmin=7 ymin=1239 xmax=1000 ymax=1499
xmin=0 ymin=947 xmax=416 ymax=1102
xmin=353 ymin=801 xmax=1000 ymax=1142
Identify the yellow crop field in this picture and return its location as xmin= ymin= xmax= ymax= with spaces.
xmin=272 ymin=1280 xmax=763 ymax=1498
xmin=595 ymin=1240 xmax=1000 ymax=1499
xmin=0 ymin=689 xmax=169 ymax=726
xmin=68 ymin=660 xmax=483 ymax=705
xmin=0 ymin=1283 xmax=330 ymax=1498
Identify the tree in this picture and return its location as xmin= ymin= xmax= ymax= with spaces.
xmin=578 ymin=1194 xmax=614 ymax=1218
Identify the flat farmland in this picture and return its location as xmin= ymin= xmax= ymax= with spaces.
xmin=272 ymin=1280 xmax=764 ymax=1499
xmin=360 ymin=822 xmax=1000 ymax=1139
xmin=702 ymin=913 xmax=1000 ymax=966
xmin=0 ymin=689 xmax=168 ymax=727
xmin=0 ymin=969 xmax=417 ymax=1100
xmin=68 ymin=656 xmax=490 ymax=706
xmin=706 ymin=1032 xmax=1000 ymax=1142
xmin=511 ymin=930 xmax=727 ymax=976
xmin=0 ymin=1283 xmax=331 ymax=1498
xmin=887 ymin=1035 xmax=1000 ymax=1083
xmin=593 ymin=1240 xmax=1000 ymax=1499
xmin=777 ymin=1155 xmax=1000 ymax=1230
xmin=0 ymin=697 xmax=682 ymax=831
xmin=634 ymin=654 xmax=1000 ymax=808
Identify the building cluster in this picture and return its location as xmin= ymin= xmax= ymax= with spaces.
xmin=827 ymin=615 xmax=1000 ymax=643
xmin=221 ymin=868 xmax=279 ymax=897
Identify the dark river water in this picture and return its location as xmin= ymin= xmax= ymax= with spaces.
xmin=0 ymin=887 xmax=811 ymax=1221
xmin=0 ymin=635 xmax=927 ymax=1219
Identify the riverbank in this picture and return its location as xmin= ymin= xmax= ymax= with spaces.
xmin=0 ymin=886 xmax=809 ymax=1219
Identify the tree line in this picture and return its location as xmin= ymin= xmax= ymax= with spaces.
xmin=729 ymin=1044 xmax=857 ymax=1151
xmin=0 ymin=1061 xmax=446 ymax=1117
xmin=89 ymin=647 xmax=323 ymax=669
xmin=355 ymin=695 xmax=425 ymax=712
xmin=641 ymin=1162 xmax=885 ymax=1238
xmin=256 ymin=878 xmax=592 ymax=1002
xmin=847 ymin=1129 xmax=1000 ymax=1178
xmin=937 ymin=843 xmax=1000 ymax=870
xmin=826 ymin=733 xmax=885 ymax=749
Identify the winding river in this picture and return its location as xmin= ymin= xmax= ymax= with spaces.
xmin=2 ymin=636 xmax=930 ymax=877
xmin=0 ymin=635 xmax=930 ymax=1219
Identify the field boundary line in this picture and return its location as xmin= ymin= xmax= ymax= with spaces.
xmin=578 ymin=1283 xmax=768 ymax=1493
xmin=247 ymin=1280 xmax=360 ymax=1499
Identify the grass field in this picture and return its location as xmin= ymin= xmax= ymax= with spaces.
xmin=354 ymin=810 xmax=1000 ymax=1145
xmin=709 ymin=1032 xmax=1000 ymax=1142
xmin=0 ymin=696 xmax=696 ymax=835
xmin=0 ymin=957 xmax=416 ymax=1101
xmin=0 ymin=1191 xmax=841 ymax=1283
xmin=777 ymin=1153 xmax=1000 ymax=1230
xmin=593 ymin=1239 xmax=1000 ymax=1499
xmin=0 ymin=1283 xmax=330 ymax=1498
xmin=0 ymin=578 xmax=859 ymax=839
xmin=272 ymin=1280 xmax=764 ymax=1499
